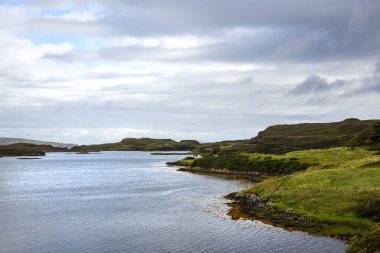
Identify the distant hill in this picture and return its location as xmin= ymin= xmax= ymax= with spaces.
xmin=195 ymin=140 xmax=255 ymax=154
xmin=0 ymin=137 xmax=76 ymax=148
xmin=192 ymin=118 xmax=380 ymax=155
xmin=248 ymin=118 xmax=380 ymax=154
xmin=71 ymin=138 xmax=201 ymax=152
xmin=2 ymin=118 xmax=379 ymax=155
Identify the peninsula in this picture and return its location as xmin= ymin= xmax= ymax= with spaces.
xmin=2 ymin=118 xmax=379 ymax=251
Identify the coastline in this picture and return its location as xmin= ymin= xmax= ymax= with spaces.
xmin=225 ymin=192 xmax=354 ymax=241
xmin=172 ymin=164 xmax=354 ymax=242
xmin=176 ymin=167 xmax=269 ymax=182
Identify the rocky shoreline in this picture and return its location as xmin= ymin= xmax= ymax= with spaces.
xmin=225 ymin=192 xmax=354 ymax=241
xmin=174 ymin=165 xmax=355 ymax=242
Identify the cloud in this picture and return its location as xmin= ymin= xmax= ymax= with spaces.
xmin=273 ymin=30 xmax=328 ymax=59
xmin=0 ymin=1 xmax=380 ymax=144
xmin=287 ymin=75 xmax=346 ymax=96
xmin=287 ymin=62 xmax=380 ymax=100
xmin=376 ymin=61 xmax=380 ymax=74
xmin=353 ymin=76 xmax=380 ymax=94
xmin=2 ymin=0 xmax=379 ymax=62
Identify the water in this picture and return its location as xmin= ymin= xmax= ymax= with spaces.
xmin=0 ymin=152 xmax=347 ymax=253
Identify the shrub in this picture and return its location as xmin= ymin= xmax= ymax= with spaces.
xmin=369 ymin=123 xmax=380 ymax=144
xmin=191 ymin=155 xmax=309 ymax=175
xmin=346 ymin=224 xmax=380 ymax=253
xmin=355 ymin=199 xmax=380 ymax=222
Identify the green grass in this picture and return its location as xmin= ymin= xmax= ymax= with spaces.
xmin=245 ymin=147 xmax=373 ymax=165
xmin=150 ymin=152 xmax=193 ymax=155
xmin=242 ymin=147 xmax=380 ymax=235
xmin=166 ymin=156 xmax=196 ymax=166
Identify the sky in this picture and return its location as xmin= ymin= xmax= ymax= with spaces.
xmin=0 ymin=0 xmax=380 ymax=144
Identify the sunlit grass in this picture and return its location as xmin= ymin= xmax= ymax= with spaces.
xmin=242 ymin=147 xmax=380 ymax=234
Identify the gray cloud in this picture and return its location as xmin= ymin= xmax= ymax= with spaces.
xmin=376 ymin=61 xmax=380 ymax=74
xmin=1 ymin=0 xmax=380 ymax=144
xmin=353 ymin=76 xmax=380 ymax=94
xmin=10 ymin=0 xmax=378 ymax=63
xmin=287 ymin=75 xmax=346 ymax=96
xmin=288 ymin=61 xmax=380 ymax=99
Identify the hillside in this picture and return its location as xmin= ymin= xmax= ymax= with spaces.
xmin=247 ymin=118 xmax=380 ymax=154
xmin=187 ymin=118 xmax=380 ymax=155
xmin=0 ymin=143 xmax=73 ymax=157
xmin=0 ymin=137 xmax=76 ymax=148
xmin=71 ymin=138 xmax=201 ymax=152
xmin=2 ymin=118 xmax=379 ymax=155
xmin=0 ymin=143 xmax=44 ymax=156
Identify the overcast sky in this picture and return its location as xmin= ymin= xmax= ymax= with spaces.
xmin=1 ymin=0 xmax=380 ymax=144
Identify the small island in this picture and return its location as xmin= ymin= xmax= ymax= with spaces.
xmin=0 ymin=143 xmax=46 ymax=157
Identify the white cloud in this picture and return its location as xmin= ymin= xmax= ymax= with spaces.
xmin=107 ymin=35 xmax=218 ymax=50
xmin=0 ymin=1 xmax=379 ymax=144
xmin=42 ymin=10 xmax=104 ymax=22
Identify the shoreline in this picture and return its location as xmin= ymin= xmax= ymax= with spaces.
xmin=176 ymin=167 xmax=269 ymax=182
xmin=225 ymin=192 xmax=353 ymax=242
xmin=173 ymin=165 xmax=353 ymax=242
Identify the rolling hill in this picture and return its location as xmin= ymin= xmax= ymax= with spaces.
xmin=0 ymin=137 xmax=76 ymax=148
xmin=71 ymin=138 xmax=201 ymax=152
xmin=247 ymin=118 xmax=380 ymax=154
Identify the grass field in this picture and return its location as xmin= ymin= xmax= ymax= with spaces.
xmin=242 ymin=147 xmax=380 ymax=235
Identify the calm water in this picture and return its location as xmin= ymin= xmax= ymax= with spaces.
xmin=0 ymin=152 xmax=347 ymax=253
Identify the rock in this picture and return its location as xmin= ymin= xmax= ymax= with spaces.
xmin=285 ymin=208 xmax=293 ymax=214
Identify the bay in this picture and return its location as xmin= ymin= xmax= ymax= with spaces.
xmin=0 ymin=152 xmax=347 ymax=253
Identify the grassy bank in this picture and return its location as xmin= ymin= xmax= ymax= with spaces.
xmin=240 ymin=148 xmax=379 ymax=236
xmin=151 ymin=152 xmax=194 ymax=155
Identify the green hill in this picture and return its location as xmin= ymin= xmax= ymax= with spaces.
xmin=188 ymin=119 xmax=380 ymax=155
xmin=0 ymin=143 xmax=46 ymax=156
xmin=248 ymin=118 xmax=380 ymax=154
xmin=0 ymin=137 xmax=75 ymax=148
xmin=3 ymin=118 xmax=379 ymax=155
xmin=0 ymin=143 xmax=73 ymax=157
xmin=196 ymin=140 xmax=255 ymax=154
xmin=71 ymin=138 xmax=201 ymax=152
